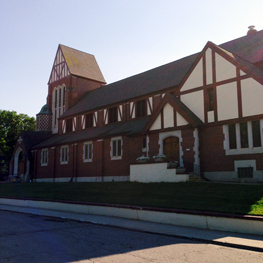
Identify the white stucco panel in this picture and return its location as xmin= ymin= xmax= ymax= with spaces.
xmin=181 ymin=58 xmax=203 ymax=91
xmin=215 ymin=53 xmax=236 ymax=82
xmin=241 ymin=78 xmax=263 ymax=117
xmin=150 ymin=113 xmax=161 ymax=131
xmin=205 ymin=48 xmax=213 ymax=85
xmin=163 ymin=103 xmax=174 ymax=128
xmin=176 ymin=112 xmax=188 ymax=126
xmin=217 ymin=82 xmax=238 ymax=121
xmin=181 ymin=91 xmax=204 ymax=122
xmin=240 ymin=70 xmax=246 ymax=76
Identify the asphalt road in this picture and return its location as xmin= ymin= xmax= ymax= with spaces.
xmin=1 ymin=210 xmax=262 ymax=263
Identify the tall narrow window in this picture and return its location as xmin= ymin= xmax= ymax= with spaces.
xmin=252 ymin=120 xmax=261 ymax=147
xmin=59 ymin=88 xmax=62 ymax=116
xmin=83 ymin=142 xmax=93 ymax=162
xmin=207 ymin=88 xmax=214 ymax=111
xmin=136 ymin=99 xmax=147 ymax=118
xmin=61 ymin=146 xmax=69 ymax=164
xmin=228 ymin=124 xmax=237 ymax=149
xmin=54 ymin=90 xmax=58 ymax=125
xmin=111 ymin=137 xmax=122 ymax=159
xmin=85 ymin=113 xmax=93 ymax=128
xmin=63 ymin=87 xmax=66 ymax=113
xmin=41 ymin=149 xmax=48 ymax=166
xmin=108 ymin=107 xmax=118 ymax=124
xmin=240 ymin=122 xmax=248 ymax=148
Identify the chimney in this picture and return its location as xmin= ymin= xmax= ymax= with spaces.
xmin=247 ymin=25 xmax=257 ymax=35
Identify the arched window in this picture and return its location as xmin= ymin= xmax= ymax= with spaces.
xmin=52 ymin=85 xmax=66 ymax=132
xmin=59 ymin=88 xmax=62 ymax=116
xmin=63 ymin=86 xmax=66 ymax=113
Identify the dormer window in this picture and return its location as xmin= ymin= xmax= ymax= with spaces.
xmin=136 ymin=99 xmax=147 ymax=118
xmin=108 ymin=107 xmax=118 ymax=124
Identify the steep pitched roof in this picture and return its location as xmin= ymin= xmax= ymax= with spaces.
xmin=220 ymin=29 xmax=263 ymax=64
xmin=60 ymin=44 xmax=106 ymax=83
xmin=48 ymin=44 xmax=106 ymax=84
xmin=20 ymin=131 xmax=53 ymax=158
xmin=61 ymin=53 xmax=199 ymax=118
xmin=61 ymin=30 xmax=263 ymax=119
xmin=215 ymin=44 xmax=263 ymax=83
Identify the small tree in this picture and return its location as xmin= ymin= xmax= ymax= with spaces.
xmin=0 ymin=110 xmax=36 ymax=178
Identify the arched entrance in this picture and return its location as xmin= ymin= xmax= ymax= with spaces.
xmin=163 ymin=136 xmax=180 ymax=162
xmin=17 ymin=151 xmax=24 ymax=176
xmin=14 ymin=148 xmax=24 ymax=176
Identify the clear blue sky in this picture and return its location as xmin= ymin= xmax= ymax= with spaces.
xmin=1 ymin=0 xmax=263 ymax=117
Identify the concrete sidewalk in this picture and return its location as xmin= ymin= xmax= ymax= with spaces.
xmin=0 ymin=203 xmax=263 ymax=252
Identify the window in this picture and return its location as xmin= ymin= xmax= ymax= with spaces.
xmin=224 ymin=120 xmax=263 ymax=155
xmin=63 ymin=87 xmax=66 ymax=113
xmin=207 ymin=88 xmax=214 ymax=111
xmin=240 ymin=122 xmax=248 ymax=148
xmin=228 ymin=124 xmax=237 ymax=149
xmin=111 ymin=137 xmax=122 ymax=159
xmin=54 ymin=90 xmax=58 ymax=125
xmin=85 ymin=113 xmax=93 ymax=128
xmin=66 ymin=118 xmax=72 ymax=133
xmin=136 ymin=99 xmax=147 ymax=118
xmin=52 ymin=85 xmax=66 ymax=131
xmin=252 ymin=120 xmax=261 ymax=147
xmin=108 ymin=107 xmax=118 ymax=124
xmin=61 ymin=146 xmax=69 ymax=164
xmin=41 ymin=149 xmax=48 ymax=166
xmin=59 ymin=88 xmax=62 ymax=116
xmin=83 ymin=142 xmax=93 ymax=162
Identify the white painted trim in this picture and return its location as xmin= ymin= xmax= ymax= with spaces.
xmin=83 ymin=142 xmax=93 ymax=162
xmin=41 ymin=148 xmax=48 ymax=166
xmin=60 ymin=145 xmax=69 ymax=164
xmin=223 ymin=121 xmax=263 ymax=155
xmin=110 ymin=136 xmax=122 ymax=160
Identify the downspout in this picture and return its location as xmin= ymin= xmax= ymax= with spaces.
xmin=52 ymin=147 xmax=56 ymax=182
xmin=101 ymin=140 xmax=104 ymax=182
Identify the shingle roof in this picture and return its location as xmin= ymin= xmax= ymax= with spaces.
xmin=33 ymin=117 xmax=149 ymax=148
xmin=220 ymin=30 xmax=263 ymax=64
xmin=216 ymin=44 xmax=263 ymax=81
xmin=60 ymin=44 xmax=106 ymax=84
xmin=61 ymin=53 xmax=199 ymax=118
xmin=61 ymin=30 xmax=263 ymax=119
xmin=20 ymin=131 xmax=53 ymax=158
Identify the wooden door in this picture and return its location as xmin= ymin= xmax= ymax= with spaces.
xmin=163 ymin=137 xmax=179 ymax=162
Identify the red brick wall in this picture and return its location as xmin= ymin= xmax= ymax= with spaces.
xmin=181 ymin=129 xmax=195 ymax=164
xmin=148 ymin=133 xmax=160 ymax=159
xmin=199 ymin=125 xmax=263 ymax=172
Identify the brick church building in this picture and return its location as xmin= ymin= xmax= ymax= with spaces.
xmin=9 ymin=26 xmax=263 ymax=183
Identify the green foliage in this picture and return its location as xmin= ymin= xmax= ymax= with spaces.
xmin=0 ymin=110 xmax=36 ymax=176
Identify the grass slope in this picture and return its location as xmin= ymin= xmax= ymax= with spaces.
xmin=0 ymin=182 xmax=263 ymax=216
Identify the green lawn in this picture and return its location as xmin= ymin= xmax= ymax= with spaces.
xmin=0 ymin=182 xmax=263 ymax=216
